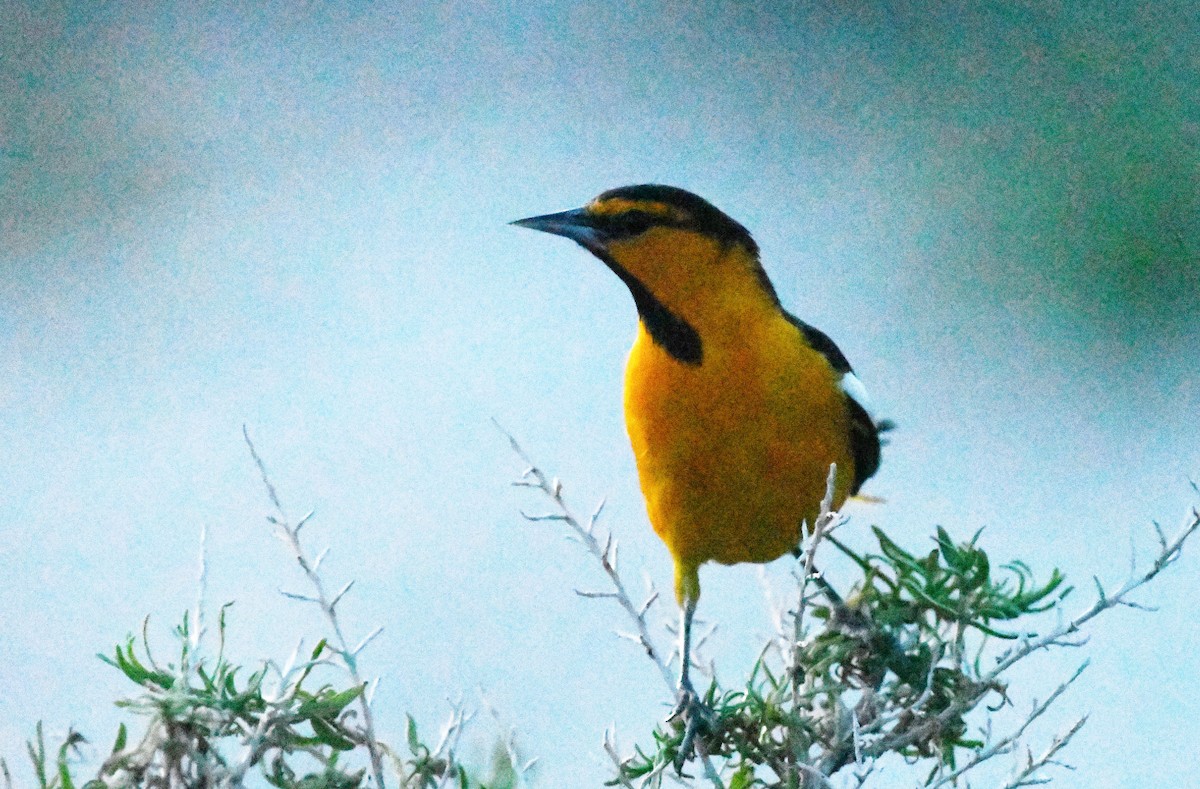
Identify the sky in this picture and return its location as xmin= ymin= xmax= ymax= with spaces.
xmin=1 ymin=0 xmax=1198 ymax=785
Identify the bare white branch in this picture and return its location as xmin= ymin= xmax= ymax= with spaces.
xmin=330 ymin=580 xmax=356 ymax=609
xmin=499 ymin=423 xmax=730 ymax=784
xmin=352 ymin=626 xmax=385 ymax=657
xmin=497 ymin=422 xmax=674 ymax=692
xmin=243 ymin=426 xmax=387 ymax=789
xmin=999 ymin=715 xmax=1087 ymax=789
xmin=865 ymin=504 xmax=1200 ymax=762
xmin=577 ymin=590 xmax=622 ymax=600
xmin=431 ymin=700 xmax=475 ymax=789
xmin=926 ymin=661 xmax=1089 ymax=788
xmin=603 ymin=729 xmax=638 ymax=789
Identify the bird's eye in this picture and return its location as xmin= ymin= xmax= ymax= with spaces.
xmin=606 ymin=210 xmax=657 ymax=238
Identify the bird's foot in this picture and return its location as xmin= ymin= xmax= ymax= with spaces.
xmin=666 ymin=680 xmax=715 ymax=774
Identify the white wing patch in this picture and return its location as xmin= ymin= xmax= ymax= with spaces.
xmin=839 ymin=371 xmax=874 ymax=415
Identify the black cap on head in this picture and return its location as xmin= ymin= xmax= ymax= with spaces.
xmin=597 ymin=184 xmax=759 ymax=257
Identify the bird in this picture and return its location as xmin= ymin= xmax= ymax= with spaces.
xmin=512 ymin=184 xmax=886 ymax=755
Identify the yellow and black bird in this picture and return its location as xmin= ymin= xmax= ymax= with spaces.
xmin=513 ymin=185 xmax=886 ymax=728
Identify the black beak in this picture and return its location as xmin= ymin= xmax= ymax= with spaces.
xmin=511 ymin=208 xmax=604 ymax=250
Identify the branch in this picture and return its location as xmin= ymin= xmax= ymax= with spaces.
xmin=498 ymin=424 xmax=726 ymax=786
xmin=430 ymin=701 xmax=474 ymax=789
xmin=497 ymin=422 xmax=674 ymax=692
xmin=864 ymin=502 xmax=1200 ymax=762
xmin=999 ymin=715 xmax=1087 ymax=789
xmin=602 ymin=730 xmax=638 ymax=789
xmin=794 ymin=463 xmax=840 ymax=666
xmin=788 ymin=464 xmax=839 ymax=785
xmin=243 ymin=426 xmax=387 ymax=789
xmin=926 ymin=661 xmax=1088 ymax=788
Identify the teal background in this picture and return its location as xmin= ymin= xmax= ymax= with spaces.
xmin=2 ymin=1 xmax=1198 ymax=785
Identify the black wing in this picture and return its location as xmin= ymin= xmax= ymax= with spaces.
xmin=784 ymin=312 xmax=889 ymax=495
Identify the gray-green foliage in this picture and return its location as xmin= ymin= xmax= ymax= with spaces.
xmin=5 ymin=607 xmax=517 ymax=789
xmin=98 ymin=610 xmax=367 ymax=788
xmin=5 ymin=443 xmax=1194 ymax=789
xmin=613 ymin=526 xmax=1070 ymax=786
xmin=4 ymin=430 xmax=532 ymax=789
xmin=500 ymin=442 xmax=1198 ymax=788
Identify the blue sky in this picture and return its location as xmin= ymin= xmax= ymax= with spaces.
xmin=2 ymin=1 xmax=1198 ymax=785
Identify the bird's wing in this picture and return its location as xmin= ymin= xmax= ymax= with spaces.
xmin=783 ymin=313 xmax=889 ymax=494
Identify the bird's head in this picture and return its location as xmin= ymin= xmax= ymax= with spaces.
xmin=513 ymin=185 xmax=779 ymax=342
xmin=512 ymin=184 xmax=757 ymax=259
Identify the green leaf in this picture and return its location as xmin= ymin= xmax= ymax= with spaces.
xmin=55 ymin=731 xmax=85 ymax=789
xmin=407 ymin=714 xmax=421 ymax=753
xmin=874 ymin=527 xmax=922 ymax=572
xmin=28 ymin=722 xmax=47 ymax=789
xmin=826 ymin=534 xmax=896 ymax=590
xmin=729 ymin=763 xmax=756 ymax=789
xmin=297 ymin=685 xmax=364 ymax=720
xmin=935 ymin=527 xmax=965 ymax=570
xmin=57 ymin=758 xmax=75 ymax=789
xmin=111 ymin=724 xmax=127 ymax=754
xmin=100 ymin=640 xmax=174 ymax=689
xmin=310 ymin=717 xmax=355 ymax=751
xmin=197 ymin=666 xmax=216 ymax=693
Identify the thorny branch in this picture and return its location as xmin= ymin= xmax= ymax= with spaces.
xmin=604 ymin=463 xmax=1199 ymax=788
xmin=788 ymin=463 xmax=840 ymax=787
xmin=857 ymin=499 xmax=1200 ymax=769
xmin=243 ymin=426 xmax=388 ymax=789
xmin=498 ymin=425 xmax=725 ymax=787
xmin=793 ymin=464 xmax=841 ymax=680
xmin=603 ymin=729 xmax=639 ymax=789
xmin=925 ymin=662 xmax=1089 ymax=788
xmin=430 ymin=701 xmax=474 ymax=789
xmin=1000 ymin=715 xmax=1088 ymax=789
xmin=496 ymin=422 xmax=674 ymax=692
xmin=227 ymin=637 xmax=336 ymax=786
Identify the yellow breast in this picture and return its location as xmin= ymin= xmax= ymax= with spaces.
xmin=623 ymin=313 xmax=855 ymax=568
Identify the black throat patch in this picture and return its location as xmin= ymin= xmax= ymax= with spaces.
xmin=594 ymin=249 xmax=702 ymax=365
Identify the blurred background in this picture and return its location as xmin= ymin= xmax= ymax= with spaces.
xmin=2 ymin=1 xmax=1197 ymax=785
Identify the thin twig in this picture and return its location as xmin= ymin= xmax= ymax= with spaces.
xmin=999 ymin=715 xmax=1088 ymax=789
xmin=788 ymin=464 xmax=838 ymax=786
xmin=865 ymin=504 xmax=1200 ymax=761
xmin=794 ymin=463 xmax=839 ymax=685
xmin=925 ymin=661 xmax=1089 ymax=788
xmin=230 ymin=665 xmax=312 ymax=784
xmin=243 ymin=426 xmax=387 ymax=789
xmin=602 ymin=730 xmax=638 ymax=789
xmin=431 ymin=702 xmax=475 ymax=789
xmin=689 ymin=733 xmax=727 ymax=789
xmin=499 ymin=424 xmax=728 ymax=784
xmin=192 ymin=523 xmax=208 ymax=662
xmin=498 ymin=422 xmax=674 ymax=692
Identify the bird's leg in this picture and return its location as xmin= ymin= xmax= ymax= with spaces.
xmin=668 ymin=591 xmax=714 ymax=772
xmin=676 ymin=594 xmax=698 ymax=700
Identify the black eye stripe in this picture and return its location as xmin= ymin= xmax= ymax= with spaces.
xmin=600 ymin=209 xmax=689 ymax=239
xmin=606 ymin=210 xmax=656 ymax=236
